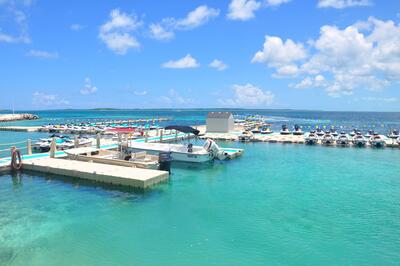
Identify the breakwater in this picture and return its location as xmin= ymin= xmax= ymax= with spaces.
xmin=0 ymin=113 xmax=39 ymax=122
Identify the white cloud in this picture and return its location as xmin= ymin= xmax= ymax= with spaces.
xmin=227 ymin=0 xmax=261 ymax=21
xmin=175 ymin=5 xmax=220 ymax=29
xmin=220 ymin=83 xmax=274 ymax=106
xmin=209 ymin=59 xmax=228 ymax=71
xmin=70 ymin=24 xmax=85 ymax=31
xmin=80 ymin=77 xmax=98 ymax=95
xmin=252 ymin=35 xmax=307 ymax=76
xmin=293 ymin=75 xmax=326 ymax=89
xmin=266 ymin=0 xmax=291 ymax=6
xmin=26 ymin=49 xmax=58 ymax=59
xmin=0 ymin=1 xmax=31 ymax=43
xmin=134 ymin=90 xmax=148 ymax=96
xmin=32 ymin=92 xmax=69 ymax=107
xmin=149 ymin=5 xmax=219 ymax=41
xmin=318 ymin=0 xmax=372 ymax=9
xmin=162 ymin=54 xmax=199 ymax=69
xmin=99 ymin=9 xmax=142 ymax=55
xmin=159 ymin=89 xmax=195 ymax=106
xmin=149 ymin=22 xmax=174 ymax=41
xmin=226 ymin=0 xmax=290 ymax=21
xmin=361 ymin=96 xmax=398 ymax=102
xmin=254 ymin=17 xmax=400 ymax=97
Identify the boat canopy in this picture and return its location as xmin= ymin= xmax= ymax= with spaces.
xmin=165 ymin=125 xmax=200 ymax=136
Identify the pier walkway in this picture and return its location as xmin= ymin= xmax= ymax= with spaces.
xmin=23 ymin=158 xmax=168 ymax=189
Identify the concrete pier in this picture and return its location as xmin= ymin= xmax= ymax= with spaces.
xmin=23 ymin=158 xmax=169 ymax=189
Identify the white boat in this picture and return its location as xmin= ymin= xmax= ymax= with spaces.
xmin=364 ymin=130 xmax=373 ymax=140
xmin=293 ymin=124 xmax=303 ymax=135
xmin=322 ymin=131 xmax=335 ymax=145
xmin=388 ymin=130 xmax=399 ymax=139
xmin=305 ymin=131 xmax=318 ymax=145
xmin=316 ymin=128 xmax=325 ymax=138
xmin=238 ymin=131 xmax=254 ymax=142
xmin=123 ymin=139 xmax=229 ymax=163
xmin=280 ymin=125 xmax=291 ymax=135
xmin=370 ymin=133 xmax=385 ymax=148
xmin=336 ymin=132 xmax=350 ymax=146
xmin=330 ymin=128 xmax=338 ymax=137
xmin=260 ymin=127 xmax=273 ymax=134
xmin=352 ymin=133 xmax=367 ymax=147
xmin=349 ymin=129 xmax=358 ymax=138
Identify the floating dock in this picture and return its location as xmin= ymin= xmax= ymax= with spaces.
xmin=23 ymin=158 xmax=168 ymax=189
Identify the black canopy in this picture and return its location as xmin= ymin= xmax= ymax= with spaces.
xmin=165 ymin=125 xmax=200 ymax=136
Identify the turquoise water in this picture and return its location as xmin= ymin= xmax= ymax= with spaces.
xmin=1 ymin=142 xmax=400 ymax=265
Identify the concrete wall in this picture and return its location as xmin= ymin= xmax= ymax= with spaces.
xmin=206 ymin=116 xmax=234 ymax=133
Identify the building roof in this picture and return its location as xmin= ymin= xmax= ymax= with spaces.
xmin=207 ymin=112 xmax=233 ymax=119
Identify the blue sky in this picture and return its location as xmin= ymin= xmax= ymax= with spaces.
xmin=0 ymin=0 xmax=399 ymax=111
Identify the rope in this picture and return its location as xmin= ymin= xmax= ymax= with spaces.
xmin=0 ymin=140 xmax=28 ymax=146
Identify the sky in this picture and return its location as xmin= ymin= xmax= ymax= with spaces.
xmin=0 ymin=0 xmax=399 ymax=111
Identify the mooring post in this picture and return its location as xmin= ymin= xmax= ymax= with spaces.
xmin=96 ymin=133 xmax=101 ymax=149
xmin=156 ymin=128 xmax=159 ymax=136
xmin=74 ymin=136 xmax=79 ymax=148
xmin=49 ymin=137 xmax=56 ymax=158
xmin=27 ymin=139 xmax=32 ymax=155
xmin=160 ymin=129 xmax=163 ymax=143
xmin=145 ymin=131 xmax=148 ymax=143
xmin=175 ymin=130 xmax=178 ymax=142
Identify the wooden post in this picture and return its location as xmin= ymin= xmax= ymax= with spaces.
xmin=175 ymin=130 xmax=178 ymax=142
xmin=156 ymin=128 xmax=159 ymax=136
xmin=27 ymin=139 xmax=32 ymax=155
xmin=145 ymin=131 xmax=148 ymax=143
xmin=96 ymin=133 xmax=101 ymax=149
xmin=49 ymin=137 xmax=56 ymax=158
xmin=160 ymin=130 xmax=163 ymax=143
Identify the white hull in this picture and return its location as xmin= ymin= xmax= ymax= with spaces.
xmin=124 ymin=142 xmax=213 ymax=163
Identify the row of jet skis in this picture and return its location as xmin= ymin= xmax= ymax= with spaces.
xmin=32 ymin=134 xmax=93 ymax=153
xmin=241 ymin=124 xmax=400 ymax=147
xmin=39 ymin=123 xmax=161 ymax=134
xmin=300 ymin=128 xmax=399 ymax=147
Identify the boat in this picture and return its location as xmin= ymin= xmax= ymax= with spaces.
xmin=292 ymin=124 xmax=304 ymax=135
xmin=336 ymin=132 xmax=350 ymax=146
xmin=280 ymin=125 xmax=291 ymax=135
xmin=316 ymin=128 xmax=325 ymax=138
xmin=238 ymin=131 xmax=254 ymax=142
xmin=123 ymin=139 xmax=228 ymax=163
xmin=123 ymin=126 xmax=230 ymax=162
xmin=260 ymin=127 xmax=273 ymax=134
xmin=250 ymin=127 xmax=261 ymax=134
xmin=370 ymin=133 xmax=385 ymax=148
xmin=32 ymin=135 xmax=92 ymax=153
xmin=305 ymin=130 xmax=318 ymax=145
xmin=321 ymin=131 xmax=335 ymax=145
xmin=364 ymin=130 xmax=373 ymax=140
xmin=349 ymin=129 xmax=359 ymax=138
xmin=388 ymin=129 xmax=399 ymax=139
xmin=330 ymin=127 xmax=338 ymax=137
xmin=352 ymin=133 xmax=367 ymax=147
xmin=65 ymin=147 xmax=160 ymax=170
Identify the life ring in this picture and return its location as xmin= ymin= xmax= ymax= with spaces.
xmin=11 ymin=148 xmax=22 ymax=170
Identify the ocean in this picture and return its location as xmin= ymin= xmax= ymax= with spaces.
xmin=1 ymin=109 xmax=400 ymax=265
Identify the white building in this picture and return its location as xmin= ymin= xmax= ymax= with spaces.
xmin=206 ymin=112 xmax=234 ymax=133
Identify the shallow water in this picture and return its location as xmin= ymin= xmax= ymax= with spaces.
xmin=1 ymin=142 xmax=400 ymax=265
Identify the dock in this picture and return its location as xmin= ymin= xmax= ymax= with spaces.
xmin=23 ymin=158 xmax=168 ymax=189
